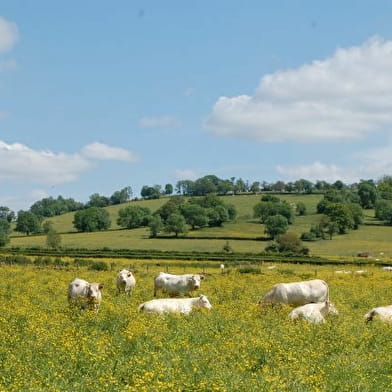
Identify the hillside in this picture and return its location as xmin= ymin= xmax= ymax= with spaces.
xmin=8 ymin=194 xmax=392 ymax=258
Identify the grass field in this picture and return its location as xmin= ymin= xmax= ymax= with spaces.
xmin=2 ymin=261 xmax=392 ymax=391
xmin=8 ymin=194 xmax=392 ymax=258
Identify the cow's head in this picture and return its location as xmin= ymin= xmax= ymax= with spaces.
xmin=87 ymin=283 xmax=103 ymax=303
xmin=188 ymin=275 xmax=201 ymax=289
xmin=198 ymin=294 xmax=212 ymax=310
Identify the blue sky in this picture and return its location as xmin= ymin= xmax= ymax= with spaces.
xmin=1 ymin=1 xmax=392 ymax=211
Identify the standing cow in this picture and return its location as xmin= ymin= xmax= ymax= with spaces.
xmin=116 ymin=269 xmax=136 ymax=295
xmin=289 ymin=301 xmax=338 ymax=324
xmin=68 ymin=278 xmax=104 ymax=313
xmin=260 ymin=279 xmax=329 ymax=307
xmin=154 ymin=272 xmax=204 ymax=297
xmin=365 ymin=305 xmax=392 ymax=323
xmin=139 ymin=294 xmax=212 ymax=315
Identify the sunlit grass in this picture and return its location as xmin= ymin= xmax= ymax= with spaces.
xmin=1 ymin=262 xmax=392 ymax=391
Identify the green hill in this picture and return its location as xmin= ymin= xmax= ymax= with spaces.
xmin=8 ymin=194 xmax=392 ymax=258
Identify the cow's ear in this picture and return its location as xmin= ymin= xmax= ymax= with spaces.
xmin=200 ymin=275 xmax=205 ymax=280
xmin=98 ymin=283 xmax=104 ymax=290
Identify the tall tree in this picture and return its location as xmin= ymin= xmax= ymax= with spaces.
xmin=164 ymin=213 xmax=188 ymax=237
xmin=264 ymin=215 xmax=289 ymax=239
xmin=0 ymin=218 xmax=10 ymax=247
xmin=73 ymin=207 xmax=111 ymax=232
xmin=117 ymin=206 xmax=151 ymax=229
xmin=15 ymin=211 xmax=41 ymax=235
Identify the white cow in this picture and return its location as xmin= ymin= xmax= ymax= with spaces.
xmin=260 ymin=279 xmax=329 ymax=307
xmin=154 ymin=272 xmax=203 ymax=297
xmin=289 ymin=301 xmax=338 ymax=324
xmin=365 ymin=305 xmax=392 ymax=323
xmin=139 ymin=294 xmax=212 ymax=315
xmin=116 ymin=269 xmax=136 ymax=295
xmin=68 ymin=278 xmax=104 ymax=313
xmin=382 ymin=266 xmax=392 ymax=272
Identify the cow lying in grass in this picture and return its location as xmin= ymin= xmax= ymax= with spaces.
xmin=289 ymin=301 xmax=338 ymax=324
xmin=139 ymin=294 xmax=212 ymax=315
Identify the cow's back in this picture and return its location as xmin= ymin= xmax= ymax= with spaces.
xmin=68 ymin=278 xmax=89 ymax=300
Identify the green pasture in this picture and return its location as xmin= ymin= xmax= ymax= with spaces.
xmin=8 ymin=193 xmax=392 ymax=258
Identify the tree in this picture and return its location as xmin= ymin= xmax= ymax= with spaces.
xmin=87 ymin=193 xmax=110 ymax=208
xmin=254 ymin=199 xmax=294 ymax=224
xmin=294 ymin=179 xmax=314 ymax=194
xmin=180 ymin=204 xmax=208 ymax=230
xmin=117 ymin=206 xmax=151 ymax=229
xmin=296 ymin=202 xmax=307 ymax=216
xmin=73 ymin=207 xmax=111 ymax=232
xmin=141 ymin=185 xmax=161 ymax=199
xmin=155 ymin=196 xmax=185 ymax=222
xmin=250 ymin=181 xmax=261 ymax=194
xmin=375 ymin=199 xmax=392 ymax=224
xmin=110 ymin=187 xmax=132 ymax=205
xmin=207 ymin=205 xmax=229 ymax=227
xmin=46 ymin=228 xmax=62 ymax=249
xmin=264 ymin=215 xmax=289 ymax=239
xmin=234 ymin=178 xmax=247 ymax=194
xmin=164 ymin=184 xmax=173 ymax=195
xmin=0 ymin=218 xmax=10 ymax=247
xmin=42 ymin=221 xmax=54 ymax=234
xmin=324 ymin=203 xmax=354 ymax=234
xmin=347 ymin=203 xmax=363 ymax=229
xmin=15 ymin=211 xmax=41 ymax=235
xmin=276 ymin=232 xmax=308 ymax=254
xmin=358 ymin=181 xmax=378 ymax=209
xmin=164 ymin=213 xmax=188 ymax=237
xmin=326 ymin=222 xmax=339 ymax=240
xmin=0 ymin=206 xmax=15 ymax=222
xmin=148 ymin=215 xmax=163 ymax=238
xmin=217 ymin=180 xmax=234 ymax=195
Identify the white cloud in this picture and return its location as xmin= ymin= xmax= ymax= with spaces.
xmin=139 ymin=115 xmax=180 ymax=129
xmin=0 ymin=189 xmax=49 ymax=212
xmin=276 ymin=140 xmax=392 ymax=183
xmin=276 ymin=161 xmax=346 ymax=183
xmin=206 ymin=37 xmax=392 ymax=142
xmin=0 ymin=140 xmax=93 ymax=184
xmin=0 ymin=17 xmax=18 ymax=53
xmin=174 ymin=169 xmax=199 ymax=181
xmin=81 ymin=142 xmax=139 ymax=162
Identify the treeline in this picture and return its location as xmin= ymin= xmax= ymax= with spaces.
xmin=2 ymin=174 xmax=392 ymax=248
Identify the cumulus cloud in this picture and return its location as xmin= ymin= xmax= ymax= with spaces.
xmin=276 ymin=140 xmax=392 ymax=183
xmin=174 ymin=169 xmax=199 ymax=181
xmin=0 ymin=189 xmax=50 ymax=212
xmin=0 ymin=140 xmax=92 ymax=184
xmin=139 ymin=115 xmax=181 ymax=129
xmin=81 ymin=142 xmax=139 ymax=162
xmin=206 ymin=37 xmax=392 ymax=142
xmin=0 ymin=17 xmax=18 ymax=53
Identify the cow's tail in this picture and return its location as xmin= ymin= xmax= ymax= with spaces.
xmin=364 ymin=309 xmax=375 ymax=323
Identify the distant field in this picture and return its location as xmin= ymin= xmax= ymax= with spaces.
xmin=8 ymin=194 xmax=392 ymax=258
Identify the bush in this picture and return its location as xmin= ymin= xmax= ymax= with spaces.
xmin=301 ymin=231 xmax=317 ymax=241
xmin=237 ymin=267 xmax=263 ymax=274
xmin=88 ymin=261 xmax=109 ymax=271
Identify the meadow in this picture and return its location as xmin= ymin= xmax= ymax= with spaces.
xmin=9 ymin=193 xmax=392 ymax=259
xmin=2 ymin=260 xmax=392 ymax=391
